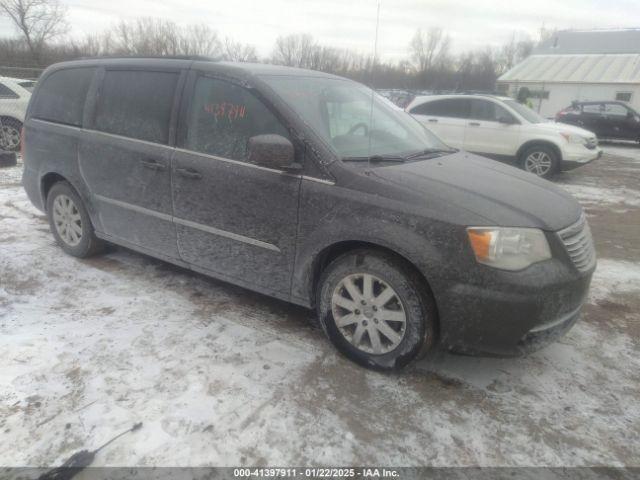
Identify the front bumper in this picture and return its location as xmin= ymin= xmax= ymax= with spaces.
xmin=435 ymin=251 xmax=594 ymax=357
xmin=561 ymin=145 xmax=602 ymax=170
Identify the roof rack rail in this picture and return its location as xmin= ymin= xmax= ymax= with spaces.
xmin=77 ymin=55 xmax=220 ymax=61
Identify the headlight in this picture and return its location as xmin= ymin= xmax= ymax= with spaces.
xmin=467 ymin=227 xmax=551 ymax=271
xmin=560 ymin=132 xmax=587 ymax=144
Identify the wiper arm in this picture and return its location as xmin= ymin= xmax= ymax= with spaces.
xmin=342 ymin=154 xmax=406 ymax=163
xmin=406 ymin=148 xmax=457 ymax=159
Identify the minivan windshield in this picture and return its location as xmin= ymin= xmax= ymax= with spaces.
xmin=260 ymin=75 xmax=449 ymax=159
xmin=503 ymin=99 xmax=547 ymax=124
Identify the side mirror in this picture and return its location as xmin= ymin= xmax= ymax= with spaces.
xmin=498 ymin=116 xmax=517 ymax=125
xmin=247 ymin=134 xmax=295 ymax=170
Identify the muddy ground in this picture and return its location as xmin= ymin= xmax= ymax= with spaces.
xmin=1 ymin=147 xmax=639 ymax=467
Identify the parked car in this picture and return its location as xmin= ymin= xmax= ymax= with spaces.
xmin=0 ymin=76 xmax=33 ymax=151
xmin=22 ymin=59 xmax=596 ymax=370
xmin=406 ymin=94 xmax=602 ymax=178
xmin=376 ymin=89 xmax=415 ymax=109
xmin=556 ymin=101 xmax=640 ymax=143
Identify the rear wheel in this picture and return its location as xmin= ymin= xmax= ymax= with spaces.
xmin=46 ymin=181 xmax=104 ymax=257
xmin=317 ymin=249 xmax=436 ymax=370
xmin=0 ymin=118 xmax=22 ymax=151
xmin=520 ymin=144 xmax=559 ymax=179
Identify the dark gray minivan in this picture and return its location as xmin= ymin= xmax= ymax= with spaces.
xmin=22 ymin=58 xmax=596 ymax=370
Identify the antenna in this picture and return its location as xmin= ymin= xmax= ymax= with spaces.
xmin=367 ymin=0 xmax=381 ymax=163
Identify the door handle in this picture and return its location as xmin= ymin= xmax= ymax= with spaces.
xmin=175 ymin=167 xmax=202 ymax=180
xmin=469 ymin=122 xmax=481 ymax=126
xmin=428 ymin=118 xmax=438 ymax=123
xmin=140 ymin=159 xmax=166 ymax=171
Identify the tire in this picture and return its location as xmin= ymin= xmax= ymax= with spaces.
xmin=0 ymin=118 xmax=22 ymax=151
xmin=46 ymin=181 xmax=104 ymax=258
xmin=317 ymin=249 xmax=436 ymax=371
xmin=520 ymin=144 xmax=559 ymax=179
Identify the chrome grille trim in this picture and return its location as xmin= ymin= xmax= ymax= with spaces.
xmin=557 ymin=214 xmax=596 ymax=272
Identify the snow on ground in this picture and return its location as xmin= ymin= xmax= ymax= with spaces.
xmin=559 ymin=184 xmax=640 ymax=208
xmin=1 ymin=150 xmax=640 ymax=468
xmin=589 ymin=259 xmax=640 ymax=303
xmin=601 ymin=142 xmax=640 ymax=163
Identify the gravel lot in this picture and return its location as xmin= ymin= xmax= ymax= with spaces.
xmin=1 ymin=147 xmax=639 ymax=467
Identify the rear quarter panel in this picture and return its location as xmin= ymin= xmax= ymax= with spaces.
xmin=22 ymin=119 xmax=102 ymax=230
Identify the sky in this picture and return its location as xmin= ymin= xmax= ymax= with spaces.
xmin=1 ymin=0 xmax=640 ymax=61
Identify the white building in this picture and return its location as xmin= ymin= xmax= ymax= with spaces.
xmin=497 ymin=29 xmax=640 ymax=118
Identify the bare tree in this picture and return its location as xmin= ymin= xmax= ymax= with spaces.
xmin=409 ymin=27 xmax=450 ymax=73
xmin=106 ymin=18 xmax=221 ymax=57
xmin=498 ymin=33 xmax=534 ymax=74
xmin=271 ymin=33 xmax=316 ymax=68
xmin=180 ymin=24 xmax=222 ymax=57
xmin=0 ymin=0 xmax=68 ymax=63
xmin=222 ymin=37 xmax=258 ymax=62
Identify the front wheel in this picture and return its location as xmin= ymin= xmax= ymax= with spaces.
xmin=317 ymin=249 xmax=436 ymax=370
xmin=46 ymin=181 xmax=104 ymax=258
xmin=520 ymin=145 xmax=559 ymax=179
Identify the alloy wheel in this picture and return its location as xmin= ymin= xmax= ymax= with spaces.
xmin=52 ymin=194 xmax=83 ymax=246
xmin=524 ymin=151 xmax=552 ymax=177
xmin=331 ymin=273 xmax=407 ymax=355
xmin=0 ymin=125 xmax=20 ymax=150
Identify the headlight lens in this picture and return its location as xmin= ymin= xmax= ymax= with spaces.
xmin=560 ymin=132 xmax=587 ymax=144
xmin=467 ymin=227 xmax=551 ymax=270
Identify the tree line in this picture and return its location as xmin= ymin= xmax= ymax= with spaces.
xmin=0 ymin=0 xmax=541 ymax=91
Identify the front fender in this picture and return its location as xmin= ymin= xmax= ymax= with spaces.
xmin=291 ymin=179 xmax=468 ymax=307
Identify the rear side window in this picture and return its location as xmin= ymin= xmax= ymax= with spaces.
xmin=582 ymin=104 xmax=604 ymax=114
xmin=95 ymin=70 xmax=179 ymax=144
xmin=31 ymin=68 xmax=94 ymax=126
xmin=0 ymin=82 xmax=19 ymax=99
xmin=18 ymin=81 xmax=36 ymax=92
xmin=184 ymin=76 xmax=289 ymax=162
xmin=469 ymin=99 xmax=514 ymax=122
xmin=411 ymin=98 xmax=469 ymax=119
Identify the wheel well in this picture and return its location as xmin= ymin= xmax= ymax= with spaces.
xmin=516 ymin=141 xmax=562 ymax=164
xmin=311 ymin=240 xmax=439 ymax=336
xmin=0 ymin=116 xmax=22 ymax=126
xmin=41 ymin=173 xmax=67 ymax=210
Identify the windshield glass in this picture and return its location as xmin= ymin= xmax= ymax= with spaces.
xmin=260 ymin=75 xmax=448 ymax=159
xmin=503 ymin=99 xmax=547 ymax=124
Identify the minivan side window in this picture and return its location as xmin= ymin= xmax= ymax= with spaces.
xmin=95 ymin=70 xmax=179 ymax=144
xmin=411 ymin=98 xmax=469 ymax=119
xmin=31 ymin=68 xmax=95 ymax=127
xmin=183 ymin=76 xmax=290 ymax=163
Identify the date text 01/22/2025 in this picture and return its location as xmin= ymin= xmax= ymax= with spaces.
xmin=233 ymin=468 xmax=400 ymax=478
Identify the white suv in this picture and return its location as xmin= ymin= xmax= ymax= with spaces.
xmin=0 ymin=76 xmax=34 ymax=151
xmin=406 ymin=94 xmax=602 ymax=178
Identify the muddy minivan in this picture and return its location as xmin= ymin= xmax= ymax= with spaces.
xmin=22 ymin=58 xmax=596 ymax=370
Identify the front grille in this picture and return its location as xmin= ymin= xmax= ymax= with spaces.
xmin=557 ymin=214 xmax=596 ymax=272
xmin=585 ymin=137 xmax=598 ymax=150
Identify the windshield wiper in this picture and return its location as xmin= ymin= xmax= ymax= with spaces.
xmin=406 ymin=148 xmax=457 ymax=159
xmin=342 ymin=154 xmax=406 ymax=163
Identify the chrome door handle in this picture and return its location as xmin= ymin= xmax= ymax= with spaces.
xmin=175 ymin=167 xmax=202 ymax=180
xmin=140 ymin=159 xmax=166 ymax=171
xmin=469 ymin=122 xmax=481 ymax=126
xmin=428 ymin=118 xmax=438 ymax=123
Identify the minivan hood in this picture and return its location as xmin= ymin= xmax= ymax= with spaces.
xmin=366 ymin=152 xmax=582 ymax=231
xmin=533 ymin=121 xmax=595 ymax=138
